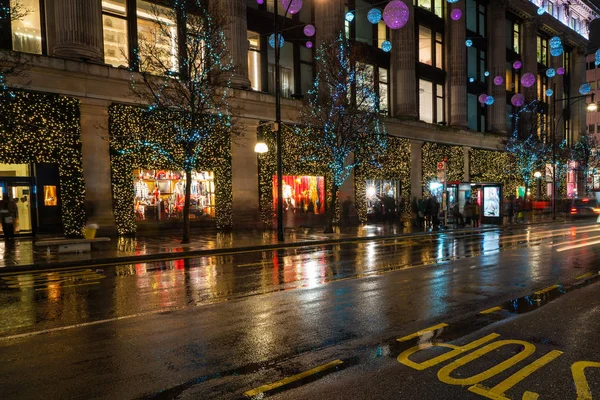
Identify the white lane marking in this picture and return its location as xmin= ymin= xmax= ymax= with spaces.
xmin=556 ymin=239 xmax=600 ymax=252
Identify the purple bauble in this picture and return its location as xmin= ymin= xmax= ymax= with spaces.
xmin=557 ymin=67 xmax=565 ymax=75
xmin=303 ymin=24 xmax=315 ymax=37
xmin=306 ymin=41 xmax=313 ymax=49
xmin=478 ymin=94 xmax=488 ymax=104
xmin=511 ymin=93 xmax=525 ymax=107
xmin=450 ymin=9 xmax=462 ymax=20
xmin=513 ymin=60 xmax=522 ymax=70
xmin=493 ymin=76 xmax=504 ymax=86
xmin=521 ymin=72 xmax=536 ymax=88
xmin=383 ymin=0 xmax=409 ymax=30
xmin=257 ymin=0 xmax=264 ymax=4
xmin=281 ymin=0 xmax=302 ymax=15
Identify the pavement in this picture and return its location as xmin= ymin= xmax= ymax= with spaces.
xmin=0 ymin=216 xmax=565 ymax=272
xmin=0 ymin=220 xmax=599 ymax=399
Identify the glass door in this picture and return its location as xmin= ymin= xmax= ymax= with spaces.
xmin=0 ymin=180 xmax=34 ymax=236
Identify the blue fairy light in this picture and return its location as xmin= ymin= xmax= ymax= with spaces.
xmin=546 ymin=68 xmax=556 ymax=78
xmin=367 ymin=8 xmax=382 ymax=24
xmin=466 ymin=39 xmax=473 ymax=47
xmin=550 ymin=46 xmax=563 ymax=57
xmin=537 ymin=7 xmax=545 ymax=15
xmin=485 ymin=96 xmax=495 ymax=105
xmin=546 ymin=89 xmax=554 ymax=97
xmin=269 ymin=33 xmax=284 ymax=48
xmin=345 ymin=11 xmax=354 ymax=22
xmin=580 ymin=83 xmax=592 ymax=95
xmin=469 ymin=77 xmax=475 ymax=83
xmin=447 ymin=0 xmax=459 ymax=3
xmin=549 ymin=36 xmax=562 ymax=49
xmin=381 ymin=40 xmax=392 ymax=52
xmin=484 ymin=71 xmax=490 ymax=77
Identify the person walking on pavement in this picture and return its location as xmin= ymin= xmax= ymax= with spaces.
xmin=431 ymin=196 xmax=440 ymax=230
xmin=417 ymin=198 xmax=425 ymax=229
xmin=0 ymin=195 xmax=18 ymax=240
xmin=464 ymin=199 xmax=474 ymax=227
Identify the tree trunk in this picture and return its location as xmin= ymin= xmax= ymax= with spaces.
xmin=324 ymin=183 xmax=338 ymax=233
xmin=182 ymin=169 xmax=192 ymax=244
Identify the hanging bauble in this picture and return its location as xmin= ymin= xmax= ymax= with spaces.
xmin=595 ymin=49 xmax=600 ymax=66
xmin=381 ymin=40 xmax=392 ymax=52
xmin=478 ymin=94 xmax=488 ymax=104
xmin=367 ymin=8 xmax=382 ymax=24
xmin=306 ymin=41 xmax=313 ymax=49
xmin=465 ymin=39 xmax=473 ymax=47
xmin=580 ymin=83 xmax=592 ymax=95
xmin=546 ymin=68 xmax=556 ymax=78
xmin=269 ymin=33 xmax=284 ymax=48
xmin=557 ymin=67 xmax=565 ymax=75
xmin=550 ymin=46 xmax=563 ymax=57
xmin=513 ymin=60 xmax=522 ymax=69
xmin=484 ymin=71 xmax=490 ymax=77
xmin=450 ymin=9 xmax=462 ymax=20
xmin=383 ymin=0 xmax=409 ymax=29
xmin=546 ymin=89 xmax=554 ymax=97
xmin=303 ymin=24 xmax=315 ymax=37
xmin=345 ymin=11 xmax=355 ymax=22
xmin=469 ymin=77 xmax=475 ymax=83
xmin=447 ymin=0 xmax=459 ymax=3
xmin=549 ymin=36 xmax=562 ymax=49
xmin=493 ymin=76 xmax=504 ymax=86
xmin=281 ymin=0 xmax=303 ymax=15
xmin=485 ymin=96 xmax=495 ymax=105
xmin=257 ymin=0 xmax=264 ymax=4
xmin=521 ymin=73 xmax=536 ymax=88
xmin=537 ymin=7 xmax=545 ymax=15
xmin=511 ymin=93 xmax=525 ymax=107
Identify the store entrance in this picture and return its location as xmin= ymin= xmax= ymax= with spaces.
xmin=0 ymin=178 xmax=35 ymax=236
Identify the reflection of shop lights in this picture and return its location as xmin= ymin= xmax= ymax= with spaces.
xmin=429 ymin=182 xmax=443 ymax=191
xmin=366 ymin=186 xmax=377 ymax=198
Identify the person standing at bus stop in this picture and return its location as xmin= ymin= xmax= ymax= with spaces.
xmin=0 ymin=195 xmax=18 ymax=240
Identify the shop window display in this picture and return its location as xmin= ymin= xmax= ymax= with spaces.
xmin=133 ymin=169 xmax=215 ymax=221
xmin=365 ymin=179 xmax=401 ymax=218
xmin=273 ymin=175 xmax=325 ymax=214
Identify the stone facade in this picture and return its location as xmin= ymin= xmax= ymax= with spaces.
xmin=1 ymin=0 xmax=598 ymax=234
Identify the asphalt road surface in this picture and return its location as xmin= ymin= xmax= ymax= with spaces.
xmin=0 ymin=221 xmax=599 ymax=400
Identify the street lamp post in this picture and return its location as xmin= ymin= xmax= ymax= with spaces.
xmin=551 ymin=86 xmax=595 ymax=220
xmin=274 ymin=0 xmax=285 ymax=242
xmin=534 ymin=171 xmax=542 ymax=201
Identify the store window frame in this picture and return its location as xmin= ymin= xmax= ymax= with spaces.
xmin=1 ymin=0 xmax=47 ymax=54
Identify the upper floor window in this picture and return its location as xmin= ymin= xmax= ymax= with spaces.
xmin=418 ymin=25 xmax=443 ymax=69
xmin=415 ymin=0 xmax=444 ymax=18
xmin=247 ymin=31 xmax=261 ymax=91
xmin=419 ymin=79 xmax=444 ymax=124
xmin=537 ymin=36 xmax=548 ymax=66
xmin=10 ymin=0 xmax=42 ymax=54
xmin=136 ymin=0 xmax=178 ymax=73
xmin=102 ymin=0 xmax=128 ymax=67
xmin=505 ymin=21 xmax=520 ymax=54
xmin=355 ymin=0 xmax=373 ymax=45
xmin=467 ymin=46 xmax=486 ymax=82
xmin=379 ymin=67 xmax=389 ymax=114
xmin=466 ymin=0 xmax=485 ymax=36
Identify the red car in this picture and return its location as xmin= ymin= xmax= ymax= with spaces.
xmin=569 ymin=198 xmax=600 ymax=218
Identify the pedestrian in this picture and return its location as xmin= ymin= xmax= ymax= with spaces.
xmin=431 ymin=196 xmax=440 ymax=230
xmin=452 ymin=203 xmax=464 ymax=227
xmin=424 ymin=197 xmax=432 ymax=229
xmin=0 ymin=195 xmax=17 ymax=240
xmin=411 ymin=197 xmax=419 ymax=227
xmin=473 ymin=199 xmax=480 ymax=227
xmin=417 ymin=198 xmax=425 ymax=229
xmin=464 ymin=199 xmax=474 ymax=227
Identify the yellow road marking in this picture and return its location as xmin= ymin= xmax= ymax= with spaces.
xmin=8 ymin=274 xmax=106 ymax=289
xmin=236 ymin=260 xmax=274 ymax=267
xmin=479 ymin=306 xmax=502 ymax=315
xmin=575 ymin=272 xmax=594 ymax=280
xmin=0 ymin=266 xmax=96 ymax=277
xmin=571 ymin=361 xmax=600 ymax=400
xmin=34 ymin=281 xmax=101 ymax=291
xmin=243 ymin=359 xmax=343 ymax=398
xmin=468 ymin=350 xmax=563 ymax=399
xmin=534 ymin=285 xmax=560 ymax=295
xmin=522 ymin=392 xmax=540 ymax=400
xmin=397 ymin=323 xmax=449 ymax=342
xmin=2 ymin=270 xmax=97 ymax=282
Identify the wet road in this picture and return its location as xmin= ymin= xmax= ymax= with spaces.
xmin=0 ymin=221 xmax=599 ymax=399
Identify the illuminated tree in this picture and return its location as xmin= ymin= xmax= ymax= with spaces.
xmin=506 ymin=101 xmax=550 ymax=199
xmin=297 ymin=34 xmax=387 ymax=233
xmin=571 ymin=134 xmax=600 ymax=195
xmin=128 ymin=1 xmax=236 ymax=243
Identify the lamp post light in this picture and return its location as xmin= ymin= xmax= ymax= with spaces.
xmin=551 ymin=85 xmax=595 ymax=221
xmin=534 ymin=171 xmax=542 ymax=201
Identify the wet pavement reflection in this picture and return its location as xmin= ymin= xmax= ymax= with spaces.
xmin=1 ymin=222 xmax=599 ymax=338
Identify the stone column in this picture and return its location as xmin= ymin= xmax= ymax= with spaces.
xmin=231 ymin=121 xmax=261 ymax=228
xmin=522 ymin=18 xmax=539 ymax=102
xmin=211 ymin=0 xmax=251 ymax=89
xmin=79 ymin=98 xmax=117 ymax=234
xmin=410 ymin=140 xmax=424 ymax=199
xmin=449 ymin=0 xmax=468 ymax=128
xmin=550 ymin=42 xmax=564 ymax=141
xmin=463 ymin=146 xmax=471 ymax=182
xmin=488 ymin=1 xmax=507 ymax=133
xmin=315 ymin=0 xmax=345 ymax=48
xmin=390 ymin=0 xmax=417 ymax=119
xmin=52 ymin=0 xmax=104 ymax=62
xmin=571 ymin=48 xmax=587 ymax=144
